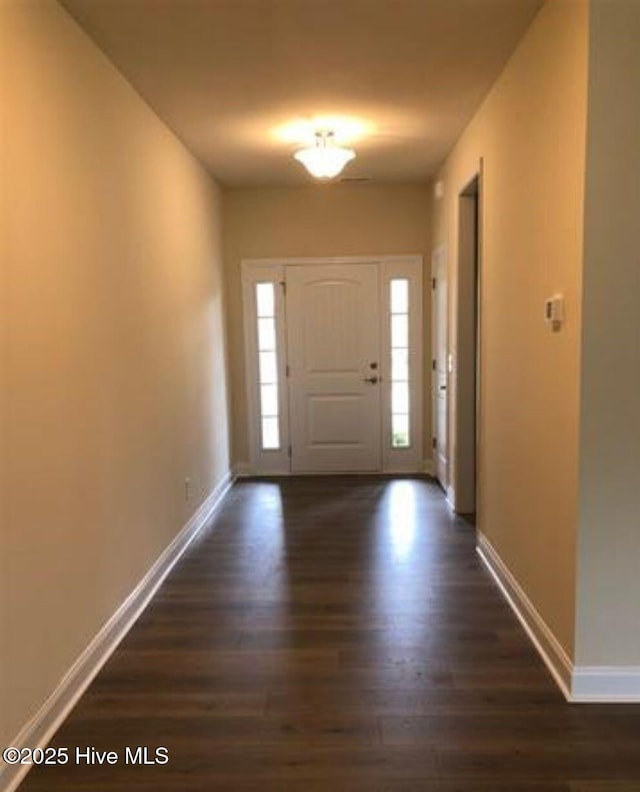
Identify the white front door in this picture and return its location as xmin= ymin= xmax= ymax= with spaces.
xmin=432 ymin=246 xmax=449 ymax=488
xmin=286 ymin=264 xmax=381 ymax=472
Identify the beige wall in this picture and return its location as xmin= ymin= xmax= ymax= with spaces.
xmin=222 ymin=184 xmax=432 ymax=467
xmin=432 ymin=0 xmax=588 ymax=657
xmin=575 ymin=0 xmax=640 ymax=666
xmin=0 ymin=0 xmax=229 ymax=746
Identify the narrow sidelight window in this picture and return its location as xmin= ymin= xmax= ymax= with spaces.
xmin=390 ymin=278 xmax=410 ymax=447
xmin=255 ymin=283 xmax=280 ymax=450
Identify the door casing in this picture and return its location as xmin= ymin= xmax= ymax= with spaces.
xmin=454 ymin=174 xmax=481 ymax=514
xmin=241 ymin=255 xmax=424 ymax=475
xmin=431 ymin=245 xmax=449 ymax=491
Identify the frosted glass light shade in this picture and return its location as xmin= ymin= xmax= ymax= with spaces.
xmin=294 ymin=133 xmax=356 ymax=179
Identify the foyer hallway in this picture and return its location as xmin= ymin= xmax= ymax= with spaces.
xmin=20 ymin=477 xmax=640 ymax=791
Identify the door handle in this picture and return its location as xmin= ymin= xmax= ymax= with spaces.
xmin=439 ymin=385 xmax=447 ymax=390
xmin=364 ymin=376 xmax=379 ymax=384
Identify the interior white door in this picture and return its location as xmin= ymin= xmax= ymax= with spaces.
xmin=286 ymin=264 xmax=381 ymax=472
xmin=432 ymin=247 xmax=449 ymax=488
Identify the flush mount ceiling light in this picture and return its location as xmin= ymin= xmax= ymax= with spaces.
xmin=293 ymin=130 xmax=356 ymax=179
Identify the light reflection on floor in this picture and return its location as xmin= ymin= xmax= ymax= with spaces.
xmin=225 ymin=478 xmax=465 ymax=656
xmin=369 ymin=479 xmax=441 ymax=653
xmin=385 ymin=479 xmax=418 ymax=562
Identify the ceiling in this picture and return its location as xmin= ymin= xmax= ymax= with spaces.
xmin=60 ymin=0 xmax=543 ymax=188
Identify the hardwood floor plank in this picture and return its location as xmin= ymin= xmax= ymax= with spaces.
xmin=18 ymin=476 xmax=640 ymax=790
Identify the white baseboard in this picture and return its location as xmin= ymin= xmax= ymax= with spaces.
xmin=477 ymin=532 xmax=640 ymax=703
xmin=445 ymin=484 xmax=456 ymax=509
xmin=422 ymin=458 xmax=435 ymax=476
xmin=1 ymin=471 xmax=234 ymax=792
xmin=476 ymin=532 xmax=573 ymax=700
xmin=571 ymin=666 xmax=640 ymax=702
xmin=234 ymin=462 xmax=435 ymax=477
xmin=233 ymin=463 xmax=292 ymax=477
xmin=232 ymin=462 xmax=254 ymax=477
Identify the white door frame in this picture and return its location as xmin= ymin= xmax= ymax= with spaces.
xmin=454 ymin=173 xmax=481 ymax=514
xmin=241 ymin=255 xmax=424 ymax=475
xmin=431 ymin=244 xmax=449 ymax=492
xmin=432 ymin=164 xmax=483 ymax=515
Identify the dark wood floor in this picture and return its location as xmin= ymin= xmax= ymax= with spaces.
xmin=20 ymin=477 xmax=640 ymax=791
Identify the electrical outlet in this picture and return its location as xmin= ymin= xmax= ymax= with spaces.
xmin=184 ymin=476 xmax=191 ymax=501
xmin=544 ymin=294 xmax=565 ymax=331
